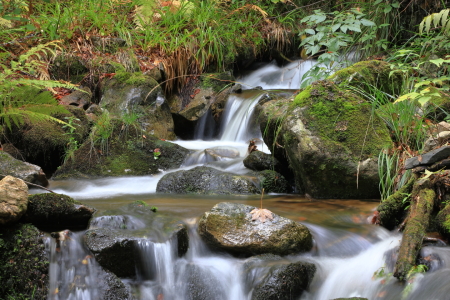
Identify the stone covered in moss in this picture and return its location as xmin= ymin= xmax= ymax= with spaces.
xmin=328 ymin=60 xmax=402 ymax=96
xmin=198 ymin=202 xmax=313 ymax=256
xmin=279 ymin=80 xmax=391 ymax=198
xmin=49 ymin=53 xmax=89 ymax=83
xmin=3 ymin=104 xmax=90 ymax=175
xmin=24 ymin=193 xmax=96 ymax=231
xmin=100 ymin=72 xmax=176 ymax=140
xmin=52 ymin=119 xmax=190 ymax=179
xmin=245 ymin=254 xmax=316 ymax=300
xmin=0 ymin=223 xmax=49 ymax=300
xmin=156 ymin=166 xmax=259 ymax=195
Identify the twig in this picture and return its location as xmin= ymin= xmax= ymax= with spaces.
xmin=0 ymin=174 xmax=55 ymax=193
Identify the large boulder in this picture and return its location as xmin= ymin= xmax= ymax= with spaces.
xmin=156 ymin=166 xmax=259 ymax=195
xmin=328 ymin=60 xmax=402 ymax=96
xmin=258 ymin=80 xmax=392 ymax=199
xmin=197 ymin=202 xmax=313 ymax=256
xmin=249 ymin=170 xmax=290 ymax=194
xmin=245 ymin=254 xmax=316 ymax=300
xmin=100 ymin=71 xmax=176 ymax=140
xmin=52 ymin=119 xmax=190 ymax=179
xmin=243 ymin=151 xmax=281 ymax=172
xmin=0 ymin=175 xmax=28 ymax=225
xmin=24 ymin=193 xmax=96 ymax=231
xmin=0 ymin=223 xmax=49 ymax=300
xmin=0 ymin=151 xmax=48 ymax=186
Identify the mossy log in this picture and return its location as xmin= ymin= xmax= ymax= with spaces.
xmin=394 ymin=177 xmax=436 ymax=280
xmin=377 ymin=174 xmax=417 ymax=230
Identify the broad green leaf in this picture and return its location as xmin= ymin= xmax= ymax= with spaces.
xmin=417 ymin=96 xmax=431 ymax=106
xmin=305 ymin=28 xmax=315 ymax=35
xmin=347 ymin=24 xmax=361 ymax=32
xmin=414 ymin=81 xmax=431 ymax=88
xmin=361 ymin=19 xmax=375 ymax=26
xmin=340 ymin=25 xmax=348 ymax=33
xmin=429 ymin=58 xmax=450 ymax=67
xmin=331 ymin=23 xmax=340 ymax=32
xmin=425 ymin=15 xmax=432 ymax=33
xmin=442 ymin=9 xmax=449 ymax=27
xmin=433 ymin=12 xmax=441 ymax=28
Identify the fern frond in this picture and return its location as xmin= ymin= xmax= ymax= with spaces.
xmin=18 ymin=41 xmax=62 ymax=65
xmin=420 ymin=9 xmax=450 ymax=35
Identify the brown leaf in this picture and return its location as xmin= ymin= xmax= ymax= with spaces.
xmin=250 ymin=208 xmax=274 ymax=223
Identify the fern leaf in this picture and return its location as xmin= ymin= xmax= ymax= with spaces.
xmin=433 ymin=11 xmax=441 ymax=28
xmin=442 ymin=9 xmax=449 ymax=27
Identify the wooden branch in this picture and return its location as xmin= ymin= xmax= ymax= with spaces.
xmin=0 ymin=174 xmax=55 ymax=194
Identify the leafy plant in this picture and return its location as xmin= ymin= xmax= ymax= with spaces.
xmin=378 ymin=148 xmax=399 ymax=201
xmin=0 ymin=41 xmax=78 ymax=132
xmin=62 ymin=116 xmax=80 ymax=164
xmin=298 ymin=8 xmax=385 ymax=88
xmin=90 ymin=110 xmax=114 ymax=156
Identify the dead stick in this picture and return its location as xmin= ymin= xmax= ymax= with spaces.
xmin=0 ymin=174 xmax=55 ymax=193
xmin=260 ymin=188 xmax=265 ymax=209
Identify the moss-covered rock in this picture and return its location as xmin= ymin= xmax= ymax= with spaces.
xmin=0 ymin=223 xmax=49 ymax=300
xmin=49 ymin=53 xmax=89 ymax=84
xmin=156 ymin=166 xmax=259 ymax=195
xmin=260 ymin=80 xmax=392 ymax=199
xmin=249 ymin=170 xmax=290 ymax=194
xmin=245 ymin=254 xmax=316 ymax=300
xmin=100 ymin=72 xmax=176 ymax=140
xmin=197 ymin=202 xmax=313 ymax=256
xmin=244 ymin=151 xmax=281 ymax=172
xmin=24 ymin=193 xmax=96 ymax=231
xmin=3 ymin=105 xmax=91 ymax=175
xmin=52 ymin=119 xmax=190 ymax=179
xmin=328 ymin=60 xmax=402 ymax=96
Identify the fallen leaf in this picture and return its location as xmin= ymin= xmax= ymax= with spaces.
xmin=250 ymin=208 xmax=273 ymax=223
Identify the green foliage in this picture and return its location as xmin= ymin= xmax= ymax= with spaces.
xmin=0 ymin=41 xmax=78 ymax=132
xmin=299 ymin=7 xmax=389 ymax=88
xmin=90 ymin=110 xmax=114 ymax=156
xmin=62 ymin=116 xmax=81 ymax=164
xmin=378 ymin=149 xmax=399 ymax=201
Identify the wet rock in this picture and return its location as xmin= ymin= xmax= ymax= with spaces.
xmin=100 ymin=72 xmax=175 ymax=140
xmin=0 ymin=223 xmax=49 ymax=300
xmin=257 ymin=80 xmax=391 ymax=199
xmin=156 ymin=166 xmax=259 ymax=195
xmin=98 ymin=267 xmax=136 ymax=300
xmin=244 ymin=151 xmax=281 ymax=172
xmin=85 ymin=202 xmax=189 ymax=278
xmin=0 ymin=151 xmax=48 ymax=186
xmin=52 ymin=121 xmax=190 ymax=179
xmin=49 ymin=53 xmax=89 ymax=83
xmin=24 ymin=193 xmax=96 ymax=231
xmin=198 ymin=202 xmax=313 ymax=256
xmin=59 ymin=86 xmax=92 ymax=109
xmin=245 ymin=254 xmax=316 ymax=300
xmin=405 ymin=146 xmax=450 ymax=169
xmin=183 ymin=263 xmax=226 ymax=300
xmin=0 ymin=175 xmax=28 ymax=225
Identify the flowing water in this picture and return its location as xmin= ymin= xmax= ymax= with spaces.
xmin=43 ymin=59 xmax=450 ymax=300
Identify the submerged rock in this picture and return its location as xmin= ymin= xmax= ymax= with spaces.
xmin=245 ymin=254 xmax=316 ymax=300
xmin=197 ymin=202 xmax=313 ymax=256
xmin=248 ymin=170 xmax=290 ymax=194
xmin=24 ymin=193 xmax=96 ymax=231
xmin=0 ymin=175 xmax=28 ymax=225
xmin=0 ymin=151 xmax=48 ymax=186
xmin=0 ymin=223 xmax=49 ymax=300
xmin=156 ymin=166 xmax=259 ymax=195
xmin=183 ymin=263 xmax=227 ymax=300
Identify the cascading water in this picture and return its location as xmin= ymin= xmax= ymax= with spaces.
xmin=45 ymin=59 xmax=450 ymax=300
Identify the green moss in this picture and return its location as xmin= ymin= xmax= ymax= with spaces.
xmin=200 ymin=72 xmax=233 ymax=93
xmin=0 ymin=223 xmax=49 ymax=300
xmin=28 ymin=193 xmax=80 ymax=217
xmin=114 ymin=71 xmax=148 ymax=85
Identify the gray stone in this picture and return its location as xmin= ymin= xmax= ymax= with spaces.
xmin=197 ymin=202 xmax=313 ymax=256
xmin=245 ymin=254 xmax=316 ymax=300
xmin=59 ymin=86 xmax=92 ymax=109
xmin=156 ymin=166 xmax=259 ymax=195
xmin=0 ymin=176 xmax=28 ymax=225
xmin=244 ymin=151 xmax=280 ymax=172
xmin=0 ymin=151 xmax=48 ymax=186
xmin=405 ymin=146 xmax=450 ymax=169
